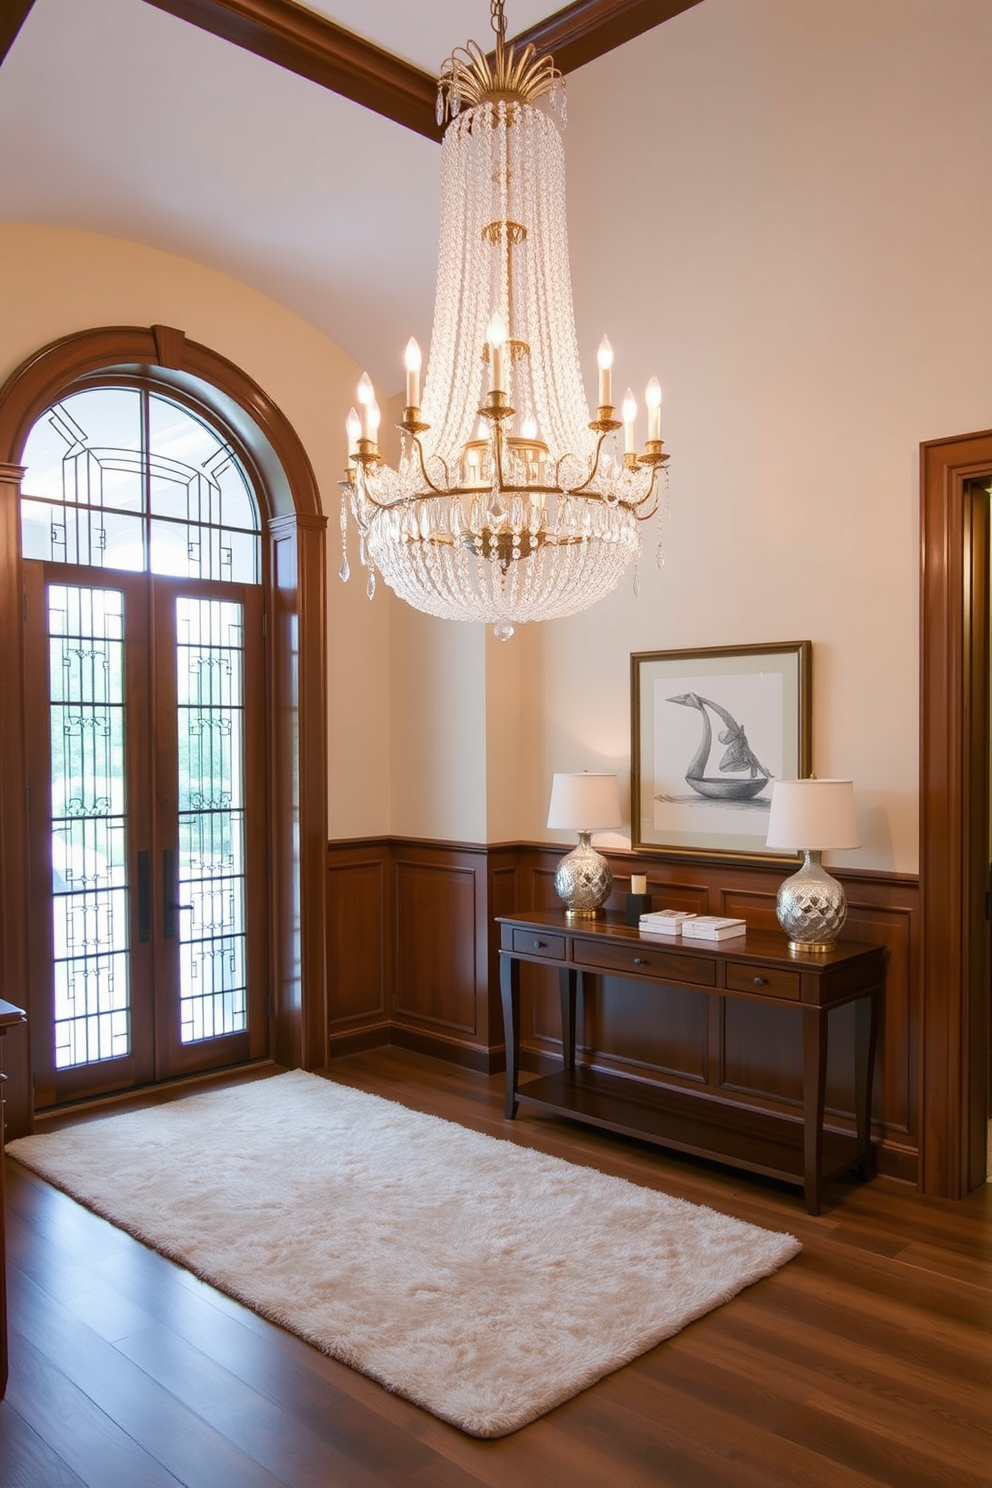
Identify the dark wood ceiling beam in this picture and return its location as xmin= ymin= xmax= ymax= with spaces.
xmin=139 ymin=0 xmax=704 ymax=141
xmin=508 ymin=0 xmax=702 ymax=74
xmin=0 ymin=0 xmax=37 ymax=68
xmin=143 ymin=0 xmax=443 ymax=140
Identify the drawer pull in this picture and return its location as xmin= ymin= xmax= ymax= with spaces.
xmin=725 ymin=961 xmax=799 ymax=1000
xmin=633 ymin=956 xmax=648 ymax=966
xmin=533 ymin=940 xmax=545 ymax=949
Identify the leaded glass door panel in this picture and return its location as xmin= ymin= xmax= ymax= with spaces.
xmin=21 ymin=383 xmax=267 ymax=1107
xmin=25 ymin=568 xmax=155 ymax=1101
xmin=25 ymin=568 xmax=266 ymax=1103
xmin=151 ymin=578 xmax=266 ymax=1083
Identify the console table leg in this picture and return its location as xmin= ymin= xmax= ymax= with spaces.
xmin=559 ymin=968 xmax=577 ymax=1073
xmin=500 ymin=952 xmax=520 ymax=1119
xmin=854 ymin=990 xmax=879 ymax=1179
xmin=802 ymin=1007 xmax=828 ymax=1215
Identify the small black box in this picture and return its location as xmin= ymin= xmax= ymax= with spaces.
xmin=625 ymin=892 xmax=652 ymax=926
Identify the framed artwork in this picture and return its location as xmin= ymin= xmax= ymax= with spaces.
xmin=630 ymin=641 xmax=812 ymax=861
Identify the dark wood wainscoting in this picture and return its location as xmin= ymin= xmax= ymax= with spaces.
xmin=326 ymin=840 xmax=521 ymax=1071
xmin=326 ymin=840 xmax=919 ymax=1181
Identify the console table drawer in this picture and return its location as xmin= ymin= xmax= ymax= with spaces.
xmin=726 ymin=962 xmax=801 ymax=1001
xmin=511 ymin=928 xmax=566 ymax=961
xmin=577 ymin=940 xmax=717 ymax=987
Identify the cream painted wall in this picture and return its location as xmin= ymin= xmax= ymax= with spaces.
xmin=507 ymin=0 xmax=992 ymax=874
xmin=0 ymin=223 xmax=391 ymax=839
xmin=369 ymin=391 xmax=488 ymax=845
xmin=484 ymin=628 xmax=525 ymax=843
xmin=10 ymin=0 xmax=991 ymax=874
xmin=388 ymin=605 xmax=489 ymax=842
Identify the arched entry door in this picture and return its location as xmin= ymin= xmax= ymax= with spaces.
xmin=20 ymin=384 xmax=268 ymax=1105
xmin=0 ymin=326 xmax=328 ymax=1134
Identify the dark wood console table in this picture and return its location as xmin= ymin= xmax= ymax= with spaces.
xmin=498 ymin=912 xmax=885 ymax=1215
xmin=0 ymin=998 xmax=26 ymax=1398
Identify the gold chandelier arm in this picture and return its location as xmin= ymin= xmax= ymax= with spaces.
xmin=631 ymin=490 xmax=661 ymax=521
xmin=398 ymin=434 xmax=449 ymax=496
xmin=357 ymin=437 xmax=453 ymax=509
xmin=558 ymin=430 xmax=610 ymax=496
xmin=349 ymin=470 xmax=394 ymax=512
xmin=409 ymin=434 xmax=452 ymax=495
xmin=618 ymin=465 xmax=665 ymax=515
xmin=549 ymin=433 xmax=663 ymax=513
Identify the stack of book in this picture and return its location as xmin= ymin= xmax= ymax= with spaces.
xmin=681 ymin=915 xmax=747 ymax=942
xmin=638 ymin=910 xmax=697 ymax=936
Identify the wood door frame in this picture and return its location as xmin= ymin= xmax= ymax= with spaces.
xmin=0 ymin=325 xmax=328 ymax=1135
xmin=920 ymin=428 xmax=992 ymax=1197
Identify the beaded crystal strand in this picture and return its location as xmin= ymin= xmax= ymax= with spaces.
xmin=340 ymin=1 xmax=666 ymax=639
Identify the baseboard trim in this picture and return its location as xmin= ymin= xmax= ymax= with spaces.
xmin=874 ymin=1140 xmax=919 ymax=1186
xmin=327 ymin=1024 xmax=394 ymax=1059
xmin=389 ymin=1025 xmax=506 ymax=1076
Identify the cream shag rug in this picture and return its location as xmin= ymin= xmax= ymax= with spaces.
xmin=7 ymin=1070 xmax=800 ymax=1437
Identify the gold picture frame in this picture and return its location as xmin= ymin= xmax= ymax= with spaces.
xmin=631 ymin=641 xmax=812 ymax=861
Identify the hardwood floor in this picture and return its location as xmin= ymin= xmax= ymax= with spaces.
xmin=2 ymin=1047 xmax=990 ymax=1487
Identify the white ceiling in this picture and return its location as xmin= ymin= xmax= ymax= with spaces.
xmin=301 ymin=0 xmax=558 ymax=73
xmin=0 ymin=0 xmax=624 ymax=391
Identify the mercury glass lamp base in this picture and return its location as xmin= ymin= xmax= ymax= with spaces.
xmin=554 ymin=831 xmax=613 ymax=917
xmin=776 ymin=849 xmax=848 ymax=953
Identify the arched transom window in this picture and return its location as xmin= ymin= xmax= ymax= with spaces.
xmin=20 ymin=385 xmax=261 ymax=583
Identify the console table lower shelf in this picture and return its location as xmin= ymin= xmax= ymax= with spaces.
xmin=514 ymin=1067 xmax=867 ymax=1195
xmin=498 ymin=911 xmax=886 ymax=1215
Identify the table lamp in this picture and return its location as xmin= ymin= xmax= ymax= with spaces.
xmin=765 ymin=779 xmax=861 ymax=951
xmin=547 ymin=771 xmax=622 ymax=918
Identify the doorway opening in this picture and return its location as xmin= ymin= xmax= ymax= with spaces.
xmin=0 ymin=325 xmax=328 ymax=1136
xmin=920 ymin=429 xmax=992 ymax=1196
xmin=20 ymin=384 xmax=268 ymax=1106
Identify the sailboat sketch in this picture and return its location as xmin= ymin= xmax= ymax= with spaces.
xmin=666 ymin=692 xmax=773 ymax=802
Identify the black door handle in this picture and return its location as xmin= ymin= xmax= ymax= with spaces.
xmin=163 ymin=849 xmax=193 ymax=939
xmin=137 ymin=851 xmax=150 ymax=943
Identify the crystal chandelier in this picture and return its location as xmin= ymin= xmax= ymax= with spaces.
xmin=340 ymin=0 xmax=668 ymax=640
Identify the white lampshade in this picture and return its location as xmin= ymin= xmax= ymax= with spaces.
xmin=765 ymin=779 xmax=861 ymax=851
xmin=547 ymin=772 xmax=622 ymax=832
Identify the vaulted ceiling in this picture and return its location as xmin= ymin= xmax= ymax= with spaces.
xmin=0 ymin=0 xmax=701 ymax=384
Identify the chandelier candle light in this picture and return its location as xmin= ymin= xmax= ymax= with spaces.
xmin=339 ymin=1 xmax=668 ymax=639
xmin=547 ymin=771 xmax=622 ymax=918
